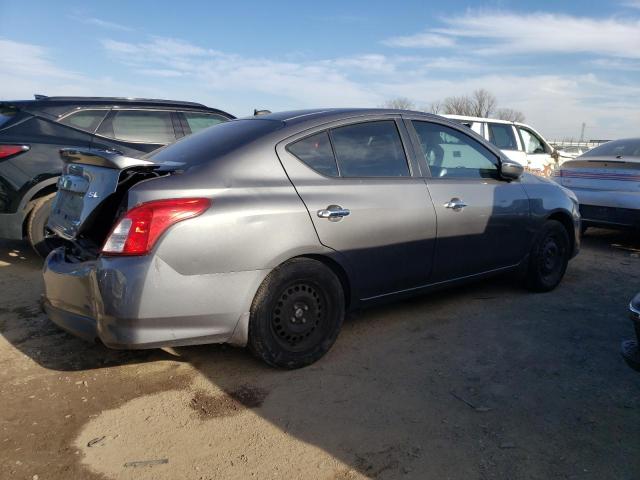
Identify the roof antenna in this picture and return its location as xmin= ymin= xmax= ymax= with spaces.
xmin=254 ymin=109 xmax=271 ymax=116
xmin=34 ymin=94 xmax=48 ymax=100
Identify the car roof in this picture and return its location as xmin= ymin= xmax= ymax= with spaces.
xmin=2 ymin=95 xmax=235 ymax=118
xmin=28 ymin=95 xmax=207 ymax=108
xmin=252 ymin=108 xmax=440 ymax=125
xmin=443 ymin=114 xmax=515 ymax=125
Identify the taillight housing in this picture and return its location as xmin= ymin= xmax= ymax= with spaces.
xmin=0 ymin=144 xmax=29 ymax=159
xmin=102 ymin=198 xmax=211 ymax=256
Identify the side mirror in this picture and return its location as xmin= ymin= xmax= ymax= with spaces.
xmin=500 ymin=159 xmax=524 ymax=180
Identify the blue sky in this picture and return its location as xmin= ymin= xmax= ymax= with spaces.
xmin=1 ymin=0 xmax=640 ymax=139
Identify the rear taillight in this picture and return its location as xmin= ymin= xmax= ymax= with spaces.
xmin=102 ymin=198 xmax=211 ymax=256
xmin=0 ymin=144 xmax=29 ymax=159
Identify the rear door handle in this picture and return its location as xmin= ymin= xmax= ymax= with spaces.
xmin=317 ymin=205 xmax=350 ymax=221
xmin=444 ymin=198 xmax=468 ymax=210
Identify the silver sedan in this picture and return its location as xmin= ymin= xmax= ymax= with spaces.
xmin=553 ymin=138 xmax=640 ymax=232
xmin=43 ymin=109 xmax=580 ymax=368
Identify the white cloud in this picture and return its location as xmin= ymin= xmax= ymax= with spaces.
xmin=387 ymin=12 xmax=640 ymax=59
xmin=590 ymin=58 xmax=640 ymax=71
xmin=0 ymin=38 xmax=165 ymax=100
xmin=2 ymin=30 xmax=639 ymax=140
xmin=383 ymin=33 xmax=455 ymax=48
xmin=98 ymin=36 xmax=640 ymax=138
xmin=102 ymin=37 xmax=211 ymax=59
xmin=0 ymin=39 xmax=79 ymax=80
xmin=102 ymin=38 xmax=381 ymax=106
xmin=73 ymin=16 xmax=133 ymax=32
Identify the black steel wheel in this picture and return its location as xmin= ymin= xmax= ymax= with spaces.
xmin=270 ymin=282 xmax=326 ymax=352
xmin=249 ymin=258 xmax=344 ymax=369
xmin=525 ymin=220 xmax=570 ymax=292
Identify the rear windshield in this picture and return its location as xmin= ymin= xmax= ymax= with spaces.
xmin=582 ymin=139 xmax=640 ymax=158
xmin=0 ymin=105 xmax=18 ymax=128
xmin=150 ymin=118 xmax=284 ymax=166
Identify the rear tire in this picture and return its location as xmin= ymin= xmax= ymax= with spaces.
xmin=248 ymin=258 xmax=345 ymax=369
xmin=27 ymin=193 xmax=63 ymax=258
xmin=525 ymin=220 xmax=570 ymax=292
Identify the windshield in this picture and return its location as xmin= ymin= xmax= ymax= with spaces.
xmin=582 ymin=139 xmax=640 ymax=158
xmin=150 ymin=118 xmax=284 ymax=166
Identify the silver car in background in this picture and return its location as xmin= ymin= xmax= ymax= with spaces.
xmin=43 ymin=109 xmax=580 ymax=368
xmin=553 ymin=138 xmax=640 ymax=232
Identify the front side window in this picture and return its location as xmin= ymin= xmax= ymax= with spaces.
xmin=184 ymin=112 xmax=228 ymax=134
xmin=287 ymin=131 xmax=339 ymax=177
xmin=59 ymin=110 xmax=108 ymax=133
xmin=330 ymin=121 xmax=409 ymax=177
xmin=488 ymin=123 xmax=518 ymax=150
xmin=412 ymin=121 xmax=498 ymax=178
xmin=110 ymin=110 xmax=175 ymax=144
xmin=518 ymin=127 xmax=546 ymax=154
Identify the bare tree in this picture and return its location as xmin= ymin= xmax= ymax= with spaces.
xmin=424 ymin=101 xmax=442 ymax=114
xmin=495 ymin=107 xmax=526 ymax=123
xmin=437 ymin=88 xmax=525 ymax=120
xmin=381 ymin=97 xmax=415 ymax=110
xmin=470 ymin=89 xmax=497 ymax=117
xmin=442 ymin=95 xmax=474 ymax=115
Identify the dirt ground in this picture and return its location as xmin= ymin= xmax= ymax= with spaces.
xmin=1 ymin=229 xmax=639 ymax=480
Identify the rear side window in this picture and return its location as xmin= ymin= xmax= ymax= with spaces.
xmin=151 ymin=119 xmax=284 ymax=167
xmin=59 ymin=110 xmax=108 ymax=133
xmin=110 ymin=110 xmax=176 ymax=144
xmin=184 ymin=112 xmax=228 ymax=134
xmin=0 ymin=105 xmax=17 ymax=128
xmin=287 ymin=131 xmax=339 ymax=176
xmin=487 ymin=123 xmax=518 ymax=150
xmin=331 ymin=121 xmax=409 ymax=177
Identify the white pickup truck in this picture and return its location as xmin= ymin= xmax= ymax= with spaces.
xmin=443 ymin=115 xmax=557 ymax=176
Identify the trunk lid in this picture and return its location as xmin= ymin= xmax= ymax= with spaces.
xmin=555 ymin=157 xmax=640 ymax=192
xmin=48 ymin=148 xmax=178 ymax=243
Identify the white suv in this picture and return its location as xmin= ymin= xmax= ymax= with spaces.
xmin=443 ymin=115 xmax=557 ymax=176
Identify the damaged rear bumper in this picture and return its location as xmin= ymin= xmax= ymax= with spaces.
xmin=43 ymin=247 xmax=268 ymax=349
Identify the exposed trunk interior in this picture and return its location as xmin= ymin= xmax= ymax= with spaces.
xmin=48 ymin=148 xmax=178 ymax=261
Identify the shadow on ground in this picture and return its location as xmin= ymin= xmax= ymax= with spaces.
xmin=0 ymin=239 xmax=172 ymax=371
xmin=1 ymin=229 xmax=640 ymax=479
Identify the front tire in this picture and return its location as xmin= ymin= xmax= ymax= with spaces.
xmin=248 ymin=258 xmax=345 ymax=369
xmin=525 ymin=220 xmax=570 ymax=292
xmin=27 ymin=193 xmax=64 ymax=258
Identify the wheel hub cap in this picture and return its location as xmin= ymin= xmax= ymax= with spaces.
xmin=271 ymin=283 xmax=324 ymax=349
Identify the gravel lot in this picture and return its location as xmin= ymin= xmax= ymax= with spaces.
xmin=1 ymin=229 xmax=639 ymax=480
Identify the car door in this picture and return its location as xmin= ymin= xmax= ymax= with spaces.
xmin=92 ymin=109 xmax=179 ymax=156
xmin=517 ymin=125 xmax=554 ymax=174
xmin=406 ymin=118 xmax=531 ymax=282
xmin=486 ymin=122 xmax=528 ymax=167
xmin=276 ymin=117 xmax=437 ymax=301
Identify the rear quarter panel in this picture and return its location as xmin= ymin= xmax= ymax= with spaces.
xmin=127 ymin=143 xmax=333 ymax=277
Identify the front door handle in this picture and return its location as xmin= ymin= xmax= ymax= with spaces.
xmin=317 ymin=205 xmax=350 ymax=221
xmin=444 ymin=198 xmax=468 ymax=210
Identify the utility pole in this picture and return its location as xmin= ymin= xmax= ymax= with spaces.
xmin=579 ymin=123 xmax=586 ymax=143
